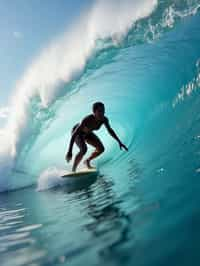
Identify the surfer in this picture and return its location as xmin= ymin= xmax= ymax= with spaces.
xmin=65 ymin=102 xmax=128 ymax=172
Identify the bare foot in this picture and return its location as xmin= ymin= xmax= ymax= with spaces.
xmin=83 ymin=159 xmax=95 ymax=169
xmin=72 ymin=166 xmax=76 ymax=172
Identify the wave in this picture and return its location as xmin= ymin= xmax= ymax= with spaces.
xmin=173 ymin=58 xmax=200 ymax=107
xmin=0 ymin=0 xmax=200 ymax=192
xmin=1 ymin=0 xmax=157 ymax=156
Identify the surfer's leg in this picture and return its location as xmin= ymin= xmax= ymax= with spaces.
xmin=72 ymin=135 xmax=87 ymax=172
xmin=84 ymin=133 xmax=105 ymax=168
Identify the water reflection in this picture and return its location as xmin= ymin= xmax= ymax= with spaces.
xmin=0 ymin=157 xmax=146 ymax=266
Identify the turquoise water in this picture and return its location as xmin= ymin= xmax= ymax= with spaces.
xmin=1 ymin=1 xmax=200 ymax=265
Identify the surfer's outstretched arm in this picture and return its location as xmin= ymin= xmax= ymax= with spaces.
xmin=104 ymin=117 xmax=128 ymax=151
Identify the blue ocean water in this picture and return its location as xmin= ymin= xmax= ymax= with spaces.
xmin=0 ymin=1 xmax=200 ymax=265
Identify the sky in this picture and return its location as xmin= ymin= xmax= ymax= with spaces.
xmin=0 ymin=0 xmax=93 ymax=113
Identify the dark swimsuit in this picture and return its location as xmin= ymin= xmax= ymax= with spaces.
xmin=71 ymin=123 xmax=92 ymax=152
xmin=71 ymin=119 xmax=104 ymax=152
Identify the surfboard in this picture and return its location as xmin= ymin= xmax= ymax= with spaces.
xmin=62 ymin=168 xmax=98 ymax=178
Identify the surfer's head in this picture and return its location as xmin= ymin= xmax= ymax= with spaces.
xmin=93 ymin=102 xmax=105 ymax=120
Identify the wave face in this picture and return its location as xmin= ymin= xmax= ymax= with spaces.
xmin=0 ymin=0 xmax=200 ymax=192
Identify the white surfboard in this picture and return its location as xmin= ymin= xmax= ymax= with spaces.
xmin=62 ymin=168 xmax=98 ymax=178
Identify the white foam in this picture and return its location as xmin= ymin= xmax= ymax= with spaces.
xmin=173 ymin=58 xmax=200 ymax=107
xmin=37 ymin=167 xmax=66 ymax=191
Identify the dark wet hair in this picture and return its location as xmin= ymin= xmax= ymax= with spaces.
xmin=92 ymin=102 xmax=105 ymax=112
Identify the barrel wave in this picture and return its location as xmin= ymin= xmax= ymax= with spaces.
xmin=0 ymin=0 xmax=200 ymax=196
xmin=1 ymin=1 xmax=200 ymax=265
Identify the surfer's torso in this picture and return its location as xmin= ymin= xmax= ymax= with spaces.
xmin=72 ymin=114 xmax=107 ymax=135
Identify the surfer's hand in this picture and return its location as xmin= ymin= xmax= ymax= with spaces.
xmin=119 ymin=142 xmax=128 ymax=151
xmin=66 ymin=151 xmax=72 ymax=162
